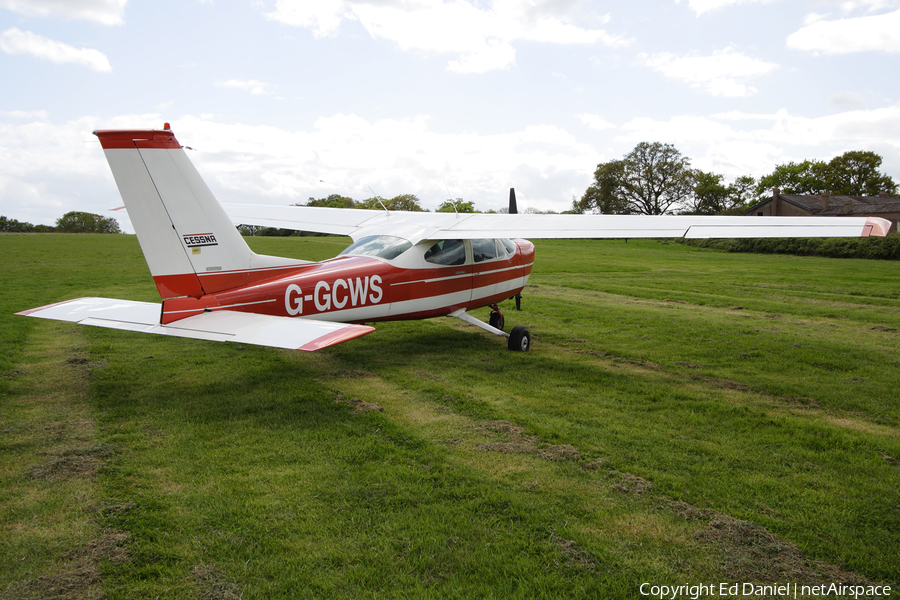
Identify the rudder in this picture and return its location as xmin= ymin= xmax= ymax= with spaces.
xmin=95 ymin=126 xmax=305 ymax=298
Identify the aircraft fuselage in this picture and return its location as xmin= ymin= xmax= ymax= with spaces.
xmin=161 ymin=238 xmax=535 ymax=326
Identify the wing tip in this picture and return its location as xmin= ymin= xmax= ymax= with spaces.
xmin=15 ymin=297 xmax=95 ymax=318
xmin=863 ymin=217 xmax=892 ymax=237
xmin=298 ymin=324 xmax=375 ymax=351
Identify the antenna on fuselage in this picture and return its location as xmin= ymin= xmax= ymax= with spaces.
xmin=368 ymin=187 xmax=389 ymax=213
xmin=444 ymin=182 xmax=459 ymax=215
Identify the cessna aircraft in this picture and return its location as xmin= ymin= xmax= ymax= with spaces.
xmin=17 ymin=125 xmax=891 ymax=352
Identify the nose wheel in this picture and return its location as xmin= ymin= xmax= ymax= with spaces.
xmin=507 ymin=325 xmax=531 ymax=352
xmin=448 ymin=306 xmax=531 ymax=352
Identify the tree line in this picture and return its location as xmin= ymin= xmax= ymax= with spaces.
xmin=302 ymin=193 xmax=478 ymax=213
xmin=241 ymin=194 xmax=485 ymax=236
xmin=575 ymin=142 xmax=898 ymax=216
xmin=0 ymin=212 xmax=122 ymax=234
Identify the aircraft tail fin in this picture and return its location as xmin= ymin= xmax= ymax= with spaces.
xmin=95 ymin=126 xmax=305 ymax=298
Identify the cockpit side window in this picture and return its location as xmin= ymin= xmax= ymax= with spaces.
xmin=340 ymin=235 xmax=412 ymax=260
xmin=424 ymin=239 xmax=466 ymax=265
xmin=472 ymin=238 xmax=499 ymax=263
xmin=499 ymin=238 xmax=516 ymax=255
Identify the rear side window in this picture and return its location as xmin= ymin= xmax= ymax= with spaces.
xmin=424 ymin=239 xmax=466 ymax=265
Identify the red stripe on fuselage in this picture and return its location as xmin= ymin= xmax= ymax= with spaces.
xmin=195 ymin=263 xmax=318 ymax=295
xmin=160 ymin=253 xmax=533 ymax=326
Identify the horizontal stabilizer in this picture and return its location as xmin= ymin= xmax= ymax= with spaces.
xmin=17 ymin=298 xmax=374 ymax=351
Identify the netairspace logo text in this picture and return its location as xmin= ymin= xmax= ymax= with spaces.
xmin=639 ymin=582 xmax=892 ymax=599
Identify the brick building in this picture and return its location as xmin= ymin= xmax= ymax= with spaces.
xmin=747 ymin=190 xmax=900 ymax=232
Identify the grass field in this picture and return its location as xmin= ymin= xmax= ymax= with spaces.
xmin=1 ymin=233 xmax=898 ymax=599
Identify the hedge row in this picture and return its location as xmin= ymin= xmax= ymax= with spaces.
xmin=676 ymin=233 xmax=900 ymax=260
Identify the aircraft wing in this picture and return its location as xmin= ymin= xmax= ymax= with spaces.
xmin=223 ymin=203 xmax=389 ymax=238
xmin=16 ymin=298 xmax=374 ymax=351
xmin=222 ymin=203 xmax=891 ymax=243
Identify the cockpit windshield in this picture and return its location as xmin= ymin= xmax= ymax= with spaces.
xmin=339 ymin=235 xmax=413 ymax=260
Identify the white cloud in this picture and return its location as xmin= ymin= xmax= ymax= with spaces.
xmin=635 ymin=48 xmax=777 ymax=97
xmin=682 ymin=0 xmax=899 ymax=15
xmin=215 ymin=79 xmax=278 ymax=96
xmin=831 ymin=0 xmax=900 ymax=11
xmin=616 ymin=106 xmax=900 ymax=177
xmin=578 ymin=113 xmax=616 ymax=131
xmin=265 ymin=0 xmax=346 ymax=37
xmin=0 ymin=0 xmax=127 ymax=25
xmin=266 ymin=0 xmax=630 ymax=73
xmin=0 ymin=112 xmax=602 ymax=226
xmin=621 ymin=107 xmax=900 ymax=147
xmin=0 ymin=113 xmax=161 ymax=230
xmin=803 ymin=12 xmax=830 ymax=25
xmin=787 ymin=9 xmax=900 ymax=54
xmin=1 ymin=109 xmax=50 ymax=119
xmin=175 ymin=113 xmax=599 ymax=211
xmin=679 ymin=0 xmax=777 ymax=15
xmin=0 ymin=28 xmax=112 ymax=72
xmin=829 ymin=91 xmax=868 ymax=110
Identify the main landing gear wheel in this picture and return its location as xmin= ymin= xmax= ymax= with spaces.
xmin=507 ymin=325 xmax=531 ymax=352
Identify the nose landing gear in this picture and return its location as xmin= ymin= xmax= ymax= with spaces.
xmin=449 ymin=304 xmax=531 ymax=352
xmin=489 ymin=304 xmax=504 ymax=331
xmin=507 ymin=325 xmax=531 ymax=352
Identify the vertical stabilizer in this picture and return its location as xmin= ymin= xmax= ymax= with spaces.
xmin=95 ymin=127 xmax=305 ymax=298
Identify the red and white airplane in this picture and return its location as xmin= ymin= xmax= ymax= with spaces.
xmin=17 ymin=125 xmax=891 ymax=352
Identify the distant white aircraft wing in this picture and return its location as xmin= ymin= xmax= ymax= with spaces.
xmin=16 ymin=298 xmax=374 ymax=351
xmin=222 ymin=203 xmax=891 ymax=243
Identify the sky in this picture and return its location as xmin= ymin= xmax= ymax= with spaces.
xmin=2 ymin=0 xmax=900 ymax=232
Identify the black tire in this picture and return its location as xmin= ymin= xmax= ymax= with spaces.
xmin=489 ymin=311 xmax=504 ymax=331
xmin=507 ymin=326 xmax=531 ymax=352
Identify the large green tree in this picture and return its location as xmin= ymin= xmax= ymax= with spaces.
xmin=436 ymin=199 xmax=476 ymax=213
xmin=579 ymin=142 xmax=695 ymax=215
xmin=301 ymin=194 xmax=356 ymax=209
xmin=757 ymin=151 xmax=897 ymax=197
xmin=824 ymin=151 xmax=898 ymax=196
xmin=684 ymin=172 xmax=757 ymax=215
xmin=575 ymin=160 xmax=630 ymax=214
xmin=358 ymin=194 xmax=427 ymax=212
xmin=300 ymin=193 xmax=427 ymax=211
xmin=756 ymin=160 xmax=829 ymax=195
xmin=55 ymin=211 xmax=121 ymax=233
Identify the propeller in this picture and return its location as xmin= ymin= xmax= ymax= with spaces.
xmin=509 ymin=187 xmax=522 ymax=310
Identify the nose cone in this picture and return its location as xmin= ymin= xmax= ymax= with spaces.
xmin=516 ymin=238 xmax=535 ymax=263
